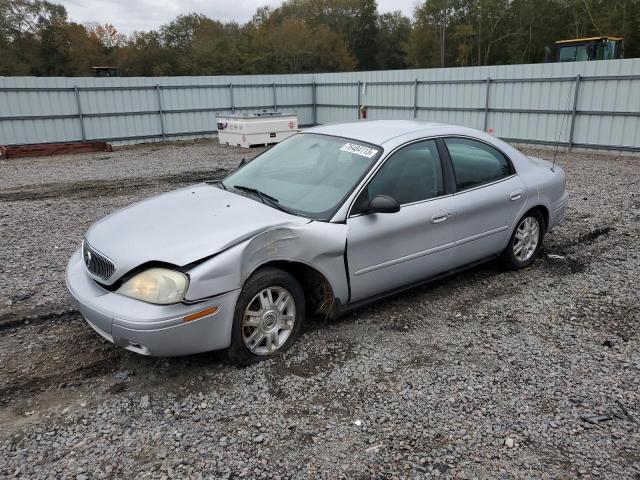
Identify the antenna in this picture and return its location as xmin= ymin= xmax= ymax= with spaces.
xmin=552 ymin=77 xmax=576 ymax=171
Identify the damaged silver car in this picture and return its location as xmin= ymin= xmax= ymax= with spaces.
xmin=66 ymin=120 xmax=568 ymax=364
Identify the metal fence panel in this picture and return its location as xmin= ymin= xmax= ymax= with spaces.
xmin=1 ymin=59 xmax=640 ymax=151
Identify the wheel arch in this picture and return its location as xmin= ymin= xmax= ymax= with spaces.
xmin=246 ymin=260 xmax=339 ymax=318
xmin=525 ymin=204 xmax=549 ymax=232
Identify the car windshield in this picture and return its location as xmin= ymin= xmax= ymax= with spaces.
xmin=222 ymin=133 xmax=382 ymax=220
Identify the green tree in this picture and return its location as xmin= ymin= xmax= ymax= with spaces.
xmin=243 ymin=17 xmax=356 ymax=73
xmin=1 ymin=0 xmax=639 ymax=76
xmin=376 ymin=11 xmax=411 ymax=69
xmin=118 ymin=31 xmax=174 ymax=76
xmin=159 ymin=13 xmax=206 ymax=74
xmin=409 ymin=0 xmax=453 ymax=67
xmin=0 ymin=0 xmax=38 ymax=74
xmin=352 ymin=0 xmax=379 ymax=69
xmin=273 ymin=0 xmax=377 ymax=69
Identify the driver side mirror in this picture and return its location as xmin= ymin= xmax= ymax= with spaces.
xmin=368 ymin=195 xmax=400 ymax=214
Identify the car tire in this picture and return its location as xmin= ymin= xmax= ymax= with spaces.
xmin=227 ymin=267 xmax=305 ymax=366
xmin=500 ymin=210 xmax=545 ymax=270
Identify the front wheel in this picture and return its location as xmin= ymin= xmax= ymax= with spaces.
xmin=501 ymin=210 xmax=545 ymax=270
xmin=228 ymin=267 xmax=305 ymax=365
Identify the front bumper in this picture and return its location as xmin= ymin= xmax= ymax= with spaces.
xmin=65 ymin=249 xmax=241 ymax=356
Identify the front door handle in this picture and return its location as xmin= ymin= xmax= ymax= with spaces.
xmin=510 ymin=190 xmax=523 ymax=201
xmin=431 ymin=210 xmax=451 ymax=224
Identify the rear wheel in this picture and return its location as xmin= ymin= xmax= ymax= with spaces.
xmin=501 ymin=210 xmax=545 ymax=270
xmin=228 ymin=268 xmax=305 ymax=365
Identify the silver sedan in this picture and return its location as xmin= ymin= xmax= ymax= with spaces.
xmin=66 ymin=120 xmax=568 ymax=364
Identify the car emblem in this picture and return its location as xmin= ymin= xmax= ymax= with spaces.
xmin=84 ymin=249 xmax=92 ymax=267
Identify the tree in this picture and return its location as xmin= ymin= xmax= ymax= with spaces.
xmin=272 ymin=0 xmax=377 ymax=69
xmin=352 ymin=0 xmax=379 ymax=69
xmin=35 ymin=1 xmax=73 ymax=75
xmin=87 ymin=23 xmax=126 ymax=51
xmin=409 ymin=0 xmax=453 ymax=67
xmin=0 ymin=0 xmax=639 ymax=76
xmin=453 ymin=23 xmax=475 ymax=66
xmin=244 ymin=17 xmax=356 ymax=73
xmin=117 ymin=31 xmax=173 ymax=76
xmin=0 ymin=0 xmax=38 ymax=74
xmin=191 ymin=21 xmax=245 ymax=75
xmin=376 ymin=11 xmax=411 ymax=69
xmin=405 ymin=2 xmax=441 ymax=68
xmin=159 ymin=13 xmax=206 ymax=74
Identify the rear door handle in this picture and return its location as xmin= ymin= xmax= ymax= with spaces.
xmin=510 ymin=190 xmax=523 ymax=201
xmin=431 ymin=210 xmax=451 ymax=224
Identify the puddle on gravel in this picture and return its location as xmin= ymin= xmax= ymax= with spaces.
xmin=540 ymin=225 xmax=614 ymax=275
xmin=540 ymin=255 xmax=589 ymax=275
xmin=270 ymin=338 xmax=357 ymax=380
xmin=266 ymin=338 xmax=357 ymax=399
xmin=404 ymin=345 xmax=447 ymax=370
xmin=116 ymin=351 xmax=230 ymax=400
xmin=547 ymin=225 xmax=613 ymax=254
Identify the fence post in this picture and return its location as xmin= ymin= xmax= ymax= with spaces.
xmin=272 ymin=82 xmax=278 ymax=110
xmin=483 ymin=77 xmax=491 ymax=132
xmin=229 ymin=83 xmax=235 ymax=113
xmin=568 ymin=74 xmax=581 ymax=151
xmin=156 ymin=84 xmax=166 ymax=140
xmin=413 ymin=79 xmax=419 ymax=119
xmin=357 ymin=81 xmax=361 ymax=120
xmin=312 ymin=81 xmax=317 ymax=125
xmin=74 ymin=85 xmax=86 ymax=142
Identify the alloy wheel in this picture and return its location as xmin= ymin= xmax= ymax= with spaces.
xmin=513 ymin=216 xmax=540 ymax=262
xmin=242 ymin=286 xmax=296 ymax=355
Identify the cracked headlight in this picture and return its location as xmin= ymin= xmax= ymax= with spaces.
xmin=117 ymin=268 xmax=189 ymax=305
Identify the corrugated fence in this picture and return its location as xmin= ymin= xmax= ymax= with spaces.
xmin=1 ymin=59 xmax=639 ymax=151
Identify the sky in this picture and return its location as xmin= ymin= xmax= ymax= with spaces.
xmin=53 ymin=0 xmax=419 ymax=34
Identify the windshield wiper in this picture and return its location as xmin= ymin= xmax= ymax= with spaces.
xmin=232 ymin=185 xmax=296 ymax=215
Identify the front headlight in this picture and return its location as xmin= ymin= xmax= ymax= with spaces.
xmin=117 ymin=268 xmax=189 ymax=305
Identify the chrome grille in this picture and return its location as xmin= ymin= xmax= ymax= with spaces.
xmin=82 ymin=241 xmax=115 ymax=280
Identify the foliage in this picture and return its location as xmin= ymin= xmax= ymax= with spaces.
xmin=408 ymin=0 xmax=640 ymax=68
xmin=0 ymin=0 xmax=638 ymax=76
xmin=376 ymin=11 xmax=412 ymax=69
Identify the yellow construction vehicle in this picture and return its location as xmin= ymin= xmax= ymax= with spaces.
xmin=547 ymin=36 xmax=624 ymax=62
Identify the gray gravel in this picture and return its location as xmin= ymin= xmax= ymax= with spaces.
xmin=1 ymin=140 xmax=639 ymax=479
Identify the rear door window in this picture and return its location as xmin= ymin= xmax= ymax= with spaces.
xmin=444 ymin=137 xmax=512 ymax=192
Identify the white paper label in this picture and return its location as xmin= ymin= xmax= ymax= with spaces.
xmin=340 ymin=143 xmax=378 ymax=158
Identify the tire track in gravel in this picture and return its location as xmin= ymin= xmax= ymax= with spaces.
xmin=546 ymin=225 xmax=612 ymax=253
xmin=0 ymin=307 xmax=77 ymax=331
xmin=0 ymin=168 xmax=230 ymax=202
xmin=0 ymin=312 xmax=228 ymax=409
xmin=0 ymin=313 xmax=123 ymax=407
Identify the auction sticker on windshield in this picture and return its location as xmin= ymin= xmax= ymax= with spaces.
xmin=340 ymin=143 xmax=379 ymax=158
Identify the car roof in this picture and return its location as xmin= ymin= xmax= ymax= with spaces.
xmin=306 ymin=120 xmax=458 ymax=145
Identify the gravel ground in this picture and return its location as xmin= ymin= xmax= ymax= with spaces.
xmin=0 ymin=139 xmax=639 ymax=479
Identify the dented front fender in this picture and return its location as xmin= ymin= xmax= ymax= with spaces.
xmin=184 ymin=221 xmax=349 ymax=303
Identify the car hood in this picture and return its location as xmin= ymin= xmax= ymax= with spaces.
xmin=85 ymin=183 xmax=307 ymax=285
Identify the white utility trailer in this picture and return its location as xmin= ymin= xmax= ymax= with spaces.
xmin=217 ymin=110 xmax=298 ymax=148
